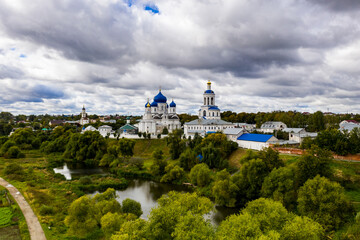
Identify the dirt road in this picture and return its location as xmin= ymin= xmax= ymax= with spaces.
xmin=0 ymin=177 xmax=46 ymax=240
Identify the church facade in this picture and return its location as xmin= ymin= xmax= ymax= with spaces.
xmin=138 ymin=90 xmax=181 ymax=135
xmin=184 ymin=81 xmax=235 ymax=138
xmin=79 ymin=105 xmax=89 ymax=125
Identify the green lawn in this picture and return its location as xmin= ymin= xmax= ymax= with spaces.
xmin=0 ymin=207 xmax=12 ymax=226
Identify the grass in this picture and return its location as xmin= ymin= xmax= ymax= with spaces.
xmin=133 ymin=139 xmax=170 ymax=158
xmin=0 ymin=225 xmax=22 ymax=240
xmin=0 ymin=208 xmax=12 ymax=226
xmin=228 ymin=148 xmax=247 ymax=168
xmin=0 ymin=186 xmax=30 ymax=240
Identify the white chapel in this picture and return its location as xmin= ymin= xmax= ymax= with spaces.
xmin=138 ymin=90 xmax=181 ymax=135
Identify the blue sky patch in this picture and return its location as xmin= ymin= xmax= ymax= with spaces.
xmin=19 ymin=54 xmax=27 ymax=58
xmin=144 ymin=3 xmax=159 ymax=14
xmin=10 ymin=47 xmax=16 ymax=51
xmin=126 ymin=0 xmax=134 ymax=7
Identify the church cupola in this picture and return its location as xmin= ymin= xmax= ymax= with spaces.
xmin=203 ymin=80 xmax=215 ymax=106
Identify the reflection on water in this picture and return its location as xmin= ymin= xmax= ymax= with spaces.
xmin=53 ymin=163 xmax=106 ymax=180
xmin=91 ymin=179 xmax=240 ymax=225
xmin=54 ymin=164 xmax=239 ymax=224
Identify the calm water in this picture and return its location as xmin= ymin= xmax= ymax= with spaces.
xmin=54 ymin=165 xmax=240 ymax=225
xmin=53 ymin=163 xmax=106 ymax=180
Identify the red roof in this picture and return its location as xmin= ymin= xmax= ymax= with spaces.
xmin=345 ymin=120 xmax=358 ymax=123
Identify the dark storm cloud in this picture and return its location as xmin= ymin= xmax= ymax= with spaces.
xmin=1 ymin=0 xmax=360 ymax=114
xmin=0 ymin=1 xmax=136 ymax=63
xmin=32 ymin=84 xmax=65 ymax=99
xmin=308 ymin=0 xmax=360 ymax=12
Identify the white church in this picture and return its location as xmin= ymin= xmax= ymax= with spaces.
xmin=184 ymin=81 xmax=235 ymax=138
xmin=138 ymin=90 xmax=181 ymax=135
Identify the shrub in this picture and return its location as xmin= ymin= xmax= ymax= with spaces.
xmin=39 ymin=205 xmax=55 ymax=216
xmin=79 ymin=176 xmax=92 ymax=185
xmin=122 ymin=198 xmax=143 ymax=218
xmin=4 ymin=146 xmax=25 ymax=159
xmin=3 ymin=163 xmax=25 ymax=181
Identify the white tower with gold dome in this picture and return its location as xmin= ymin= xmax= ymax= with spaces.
xmin=199 ymin=80 xmax=221 ymax=120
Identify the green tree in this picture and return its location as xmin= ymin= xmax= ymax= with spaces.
xmin=118 ymin=138 xmax=135 ymax=159
xmin=111 ymin=218 xmax=148 ymax=240
xmin=4 ymin=146 xmax=25 ymax=159
xmin=212 ymin=169 xmax=238 ymax=207
xmin=150 ymin=150 xmax=167 ymax=176
xmin=257 ymin=147 xmax=284 ymax=172
xmin=296 ymin=146 xmax=332 ymax=186
xmin=201 ymin=143 xmax=222 ymax=169
xmin=162 ymin=127 xmax=169 ymax=134
xmin=172 ymin=213 xmax=215 ymax=240
xmin=189 ymin=163 xmax=212 ymax=187
xmin=122 ymin=198 xmax=143 ymax=218
xmin=160 ymin=163 xmax=185 ymax=183
xmin=261 ymin=166 xmax=297 ymax=210
xmin=281 ymin=215 xmax=324 ymax=240
xmin=216 ymin=212 xmax=263 ymax=240
xmin=232 ymin=158 xmax=269 ymax=205
xmin=308 ymin=111 xmax=325 ymax=132
xmin=179 ymin=148 xmax=198 ymax=171
xmin=65 ymin=188 xmax=123 ymax=238
xmin=63 ymin=131 xmax=107 ymax=166
xmin=146 ymin=191 xmax=213 ymax=240
xmin=9 ymin=128 xmax=35 ymax=149
xmin=64 ymin=196 xmax=99 ymax=238
xmin=297 ymin=175 xmax=354 ymax=231
xmin=166 ymin=129 xmax=185 ymax=159
xmin=101 ymin=212 xmax=126 ymax=238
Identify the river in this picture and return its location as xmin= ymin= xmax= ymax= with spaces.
xmin=53 ymin=164 xmax=240 ymax=225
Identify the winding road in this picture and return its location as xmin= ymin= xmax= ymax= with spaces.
xmin=0 ymin=177 xmax=46 ymax=240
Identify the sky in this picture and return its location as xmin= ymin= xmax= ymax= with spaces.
xmin=1 ymin=0 xmax=360 ymax=116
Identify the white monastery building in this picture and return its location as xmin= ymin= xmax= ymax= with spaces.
xmin=259 ymin=121 xmax=287 ymax=133
xmin=79 ymin=105 xmax=89 ymax=125
xmin=138 ymin=90 xmax=181 ymax=135
xmin=184 ymin=81 xmax=235 ymax=138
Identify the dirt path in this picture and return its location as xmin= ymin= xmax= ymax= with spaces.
xmin=0 ymin=177 xmax=46 ymax=240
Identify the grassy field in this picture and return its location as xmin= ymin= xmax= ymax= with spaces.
xmin=0 ymin=186 xmax=30 ymax=240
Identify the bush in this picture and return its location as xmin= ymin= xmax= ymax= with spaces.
xmin=3 ymin=163 xmax=25 ymax=181
xmin=122 ymin=198 xmax=143 ymax=218
xmin=4 ymin=146 xmax=25 ymax=159
xmin=39 ymin=205 xmax=55 ymax=216
xmin=189 ymin=163 xmax=212 ymax=187
xmin=79 ymin=176 xmax=92 ymax=185
xmin=0 ymin=140 xmax=16 ymax=156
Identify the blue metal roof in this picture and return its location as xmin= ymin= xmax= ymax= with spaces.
xmin=237 ymin=133 xmax=273 ymax=142
xmin=150 ymin=101 xmax=158 ymax=107
xmin=209 ymin=106 xmax=220 ymax=110
xmin=206 ymin=131 xmax=216 ymax=134
xmin=154 ymin=91 xmax=167 ymax=103
xmin=170 ymin=100 xmax=176 ymax=107
xmin=204 ymin=90 xmax=214 ymax=94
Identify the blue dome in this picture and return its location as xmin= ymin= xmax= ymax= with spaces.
xmin=145 ymin=101 xmax=150 ymax=107
xmin=151 ymin=101 xmax=158 ymax=107
xmin=204 ymin=90 xmax=214 ymax=94
xmin=154 ymin=91 xmax=167 ymax=103
xmin=170 ymin=100 xmax=176 ymax=107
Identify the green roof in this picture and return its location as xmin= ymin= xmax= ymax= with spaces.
xmin=120 ymin=124 xmax=137 ymax=130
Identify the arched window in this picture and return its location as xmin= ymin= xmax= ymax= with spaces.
xmin=212 ymin=112 xmax=214 ymax=116
xmin=203 ymin=110 xmax=206 ymax=116
xmin=211 ymin=97 xmax=214 ymax=105
xmin=204 ymin=98 xmax=206 ymax=105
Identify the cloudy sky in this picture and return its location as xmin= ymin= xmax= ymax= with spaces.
xmin=1 ymin=0 xmax=360 ymax=116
